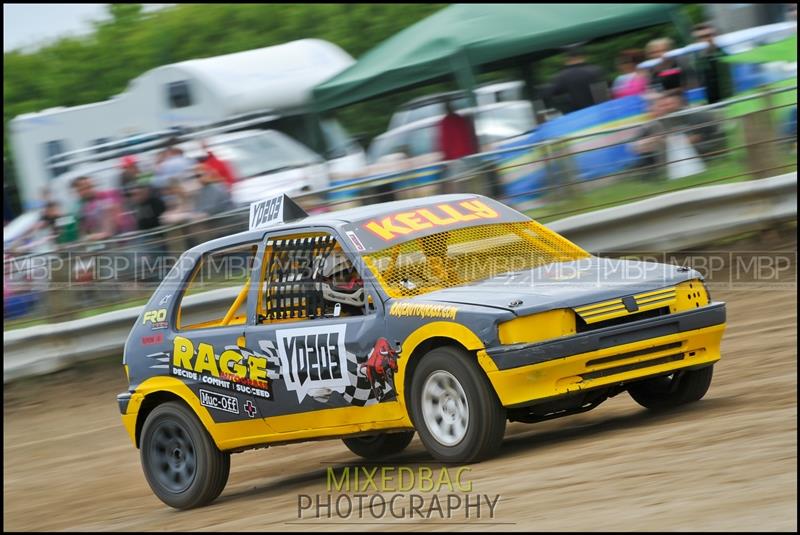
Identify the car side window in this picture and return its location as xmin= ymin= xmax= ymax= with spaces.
xmin=176 ymin=242 xmax=258 ymax=331
xmin=257 ymin=232 xmax=368 ymax=323
xmin=408 ymin=126 xmax=436 ymax=157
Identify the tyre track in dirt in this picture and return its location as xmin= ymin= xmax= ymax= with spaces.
xmin=4 ymin=244 xmax=796 ymax=531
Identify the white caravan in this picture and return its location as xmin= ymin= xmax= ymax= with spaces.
xmin=9 ymin=39 xmax=364 ymax=209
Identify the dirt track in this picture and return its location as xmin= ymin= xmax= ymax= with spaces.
xmin=4 ymin=241 xmax=797 ymax=531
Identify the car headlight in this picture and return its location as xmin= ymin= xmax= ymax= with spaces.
xmin=497 ymin=309 xmax=576 ymax=345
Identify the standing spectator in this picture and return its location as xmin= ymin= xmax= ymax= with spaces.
xmin=159 ymin=178 xmax=198 ymax=226
xmin=152 ymin=140 xmax=193 ymax=191
xmin=646 ymin=37 xmax=696 ymax=93
xmin=194 ymin=164 xmax=234 ymax=217
xmin=645 ymin=37 xmax=673 ymax=61
xmin=543 ymin=46 xmax=609 ymax=113
xmin=71 ymin=175 xmax=130 ymax=241
xmin=118 ymin=155 xmax=141 ymax=191
xmin=41 ymin=201 xmax=78 ymax=246
xmin=128 ymin=182 xmax=166 ymax=231
xmin=438 ymin=100 xmax=478 ymax=161
xmin=8 ymin=201 xmax=64 ymax=252
xmin=612 ymin=49 xmax=649 ymax=98
xmin=437 ymin=99 xmax=480 ymax=194
xmin=692 ymin=22 xmax=732 ymax=104
xmin=200 ymin=139 xmax=237 ymax=190
xmin=631 ymin=90 xmax=723 ymax=175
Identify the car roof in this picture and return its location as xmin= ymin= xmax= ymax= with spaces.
xmin=399 ymin=81 xmax=523 ymax=110
xmin=186 ymin=194 xmax=484 ymax=253
xmin=401 ymin=90 xmax=465 ymax=110
xmin=197 ymin=129 xmax=286 ymax=145
xmin=475 ymin=80 xmax=524 ymax=93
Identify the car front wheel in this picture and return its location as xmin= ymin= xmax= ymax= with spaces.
xmin=409 ymin=346 xmax=506 ymax=463
xmin=140 ymin=401 xmax=230 ymax=509
xmin=627 ymin=365 xmax=714 ymax=410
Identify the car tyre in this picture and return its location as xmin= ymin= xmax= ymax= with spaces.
xmin=628 ymin=365 xmax=714 ymax=411
xmin=140 ymin=401 xmax=230 ymax=509
xmin=409 ymin=345 xmax=506 ymax=463
xmin=342 ymin=431 xmax=415 ymax=460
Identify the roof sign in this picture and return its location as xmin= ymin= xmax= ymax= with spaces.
xmin=249 ymin=194 xmax=308 ymax=230
xmin=340 ymin=196 xmax=530 ymax=252
xmin=362 ymin=199 xmax=501 ymax=241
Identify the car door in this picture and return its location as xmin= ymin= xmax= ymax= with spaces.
xmin=168 ymin=241 xmax=268 ymax=425
xmin=244 ymin=227 xmax=402 ymax=433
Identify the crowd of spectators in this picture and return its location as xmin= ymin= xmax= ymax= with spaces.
xmin=433 ymin=22 xmax=738 ymax=191
xmin=544 ymin=22 xmax=733 ymax=108
xmin=29 ymin=138 xmax=238 ymax=248
xmin=538 ymin=22 xmax=735 ymax=176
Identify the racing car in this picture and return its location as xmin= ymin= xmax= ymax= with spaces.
xmin=118 ymin=193 xmax=726 ymax=508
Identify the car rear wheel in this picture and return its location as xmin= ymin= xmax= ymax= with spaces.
xmin=627 ymin=365 xmax=714 ymax=411
xmin=342 ymin=431 xmax=415 ymax=460
xmin=140 ymin=401 xmax=230 ymax=509
xmin=409 ymin=346 xmax=506 ymax=463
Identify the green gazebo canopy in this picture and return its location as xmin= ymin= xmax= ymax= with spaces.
xmin=313 ymin=3 xmax=680 ymax=111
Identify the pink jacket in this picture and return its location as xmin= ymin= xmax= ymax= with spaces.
xmin=614 ymin=74 xmax=648 ymax=98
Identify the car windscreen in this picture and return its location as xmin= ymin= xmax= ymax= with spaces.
xmin=368 ymin=132 xmax=406 ymax=164
xmin=212 ymin=132 xmax=320 ymax=178
xmin=407 ymin=125 xmax=438 ymax=157
xmin=475 ymin=104 xmax=536 ymax=140
xmin=361 ymin=221 xmax=589 ymax=298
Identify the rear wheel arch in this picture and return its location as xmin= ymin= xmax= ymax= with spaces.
xmin=134 ymin=391 xmax=188 ymax=448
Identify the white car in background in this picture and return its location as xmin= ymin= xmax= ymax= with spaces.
xmin=386 ymin=81 xmax=527 ymax=131
xmin=368 ymin=100 xmax=537 ymax=165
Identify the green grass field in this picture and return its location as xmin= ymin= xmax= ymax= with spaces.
xmin=529 ymin=151 xmax=797 ymax=223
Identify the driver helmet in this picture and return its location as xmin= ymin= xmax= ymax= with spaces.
xmin=320 ymin=252 xmax=366 ymax=308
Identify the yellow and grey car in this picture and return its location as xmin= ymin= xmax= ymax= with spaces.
xmin=119 ymin=194 xmax=725 ymax=508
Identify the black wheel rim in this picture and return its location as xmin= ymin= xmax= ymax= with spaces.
xmin=148 ymin=419 xmax=197 ymax=493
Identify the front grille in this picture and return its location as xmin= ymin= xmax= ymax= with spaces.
xmin=576 ymin=306 xmax=671 ymax=333
xmin=573 ymin=286 xmax=678 ymax=333
xmin=585 ymin=341 xmax=683 ymax=367
xmin=573 ymin=287 xmax=677 ymax=324
xmin=580 ymin=353 xmax=685 ymax=381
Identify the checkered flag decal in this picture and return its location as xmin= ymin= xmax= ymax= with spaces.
xmin=255 ymin=340 xmax=282 ymax=379
xmin=342 ymin=350 xmax=377 ymax=407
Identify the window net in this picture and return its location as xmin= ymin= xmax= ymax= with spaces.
xmin=362 ymin=221 xmax=589 ymax=298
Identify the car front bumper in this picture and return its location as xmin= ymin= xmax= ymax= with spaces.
xmin=483 ymin=303 xmax=726 ymax=408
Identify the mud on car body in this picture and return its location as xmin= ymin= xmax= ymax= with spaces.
xmin=119 ymin=194 xmax=726 ymax=509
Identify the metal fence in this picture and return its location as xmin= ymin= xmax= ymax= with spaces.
xmin=4 ymin=86 xmax=797 ymax=326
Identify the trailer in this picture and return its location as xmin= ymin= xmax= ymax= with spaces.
xmin=9 ymin=39 xmax=361 ymax=210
